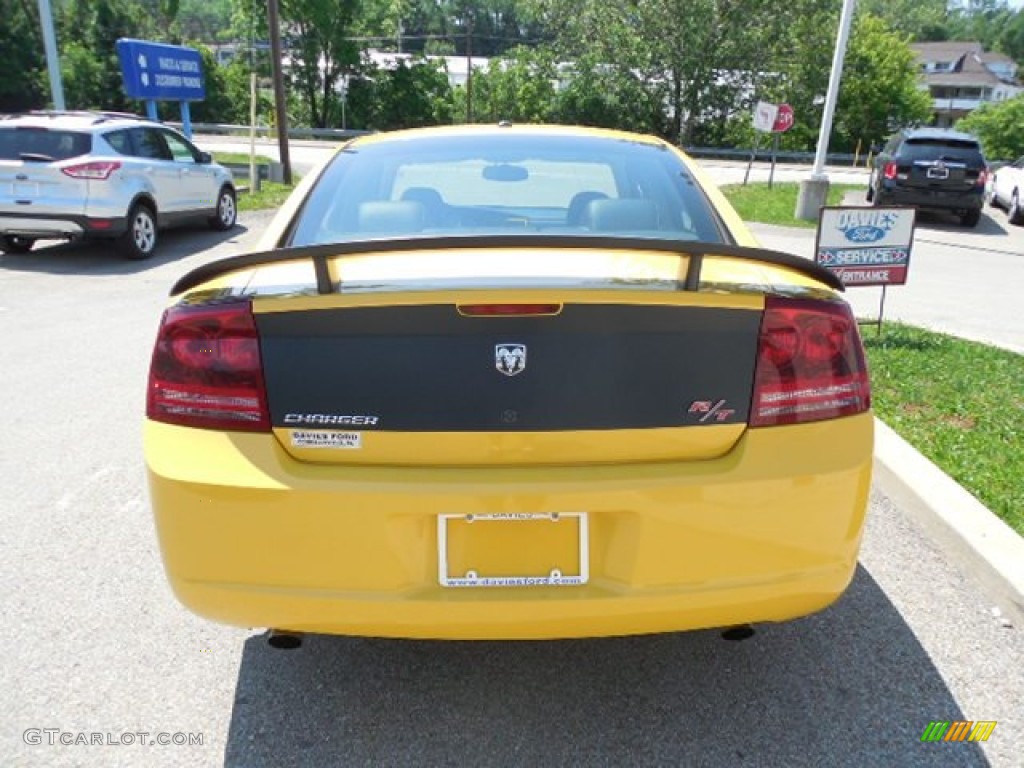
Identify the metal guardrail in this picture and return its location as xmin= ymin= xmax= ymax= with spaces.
xmin=176 ymin=121 xmax=868 ymax=166
xmin=170 ymin=121 xmax=370 ymax=140
xmin=684 ymin=146 xmax=863 ymax=167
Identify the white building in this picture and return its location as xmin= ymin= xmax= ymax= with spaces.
xmin=911 ymin=42 xmax=1022 ymax=127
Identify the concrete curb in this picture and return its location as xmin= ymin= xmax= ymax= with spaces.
xmin=873 ymin=417 xmax=1024 ymax=623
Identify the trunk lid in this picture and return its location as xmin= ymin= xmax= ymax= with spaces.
xmin=0 ymin=124 xmax=92 ymax=216
xmin=256 ymin=295 xmax=762 ymax=466
xmin=180 ymin=241 xmax=841 ymax=467
xmin=248 ymin=246 xmax=772 ymax=466
xmin=899 ymin=137 xmax=985 ymax=191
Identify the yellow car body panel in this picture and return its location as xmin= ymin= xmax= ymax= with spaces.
xmin=146 ymin=125 xmax=872 ymax=640
xmin=145 ymin=412 xmax=872 ymax=640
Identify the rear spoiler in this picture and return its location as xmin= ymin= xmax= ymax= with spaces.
xmin=169 ymin=234 xmax=844 ymax=296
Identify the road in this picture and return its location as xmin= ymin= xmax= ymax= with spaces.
xmin=1 ymin=212 xmax=1021 ymax=767
xmin=193 ymin=134 xmax=875 ymax=185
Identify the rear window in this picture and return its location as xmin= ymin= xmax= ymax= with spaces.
xmin=900 ymin=138 xmax=984 ymax=165
xmin=0 ymin=127 xmax=92 ymax=161
xmin=288 ymin=133 xmax=728 ymax=245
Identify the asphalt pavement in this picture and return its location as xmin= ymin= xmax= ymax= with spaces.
xmin=1 ymin=209 xmax=1021 ymax=767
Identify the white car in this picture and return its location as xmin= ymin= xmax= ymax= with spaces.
xmin=0 ymin=110 xmax=237 ymax=258
xmin=989 ymin=155 xmax=1024 ymax=225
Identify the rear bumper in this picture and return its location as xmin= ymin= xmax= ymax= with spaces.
xmin=0 ymin=212 xmax=127 ymax=239
xmin=145 ymin=413 xmax=874 ymax=639
xmin=877 ymin=184 xmax=983 ymax=212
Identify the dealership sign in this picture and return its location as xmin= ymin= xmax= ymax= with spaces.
xmin=814 ymin=207 xmax=916 ymax=286
xmin=116 ymin=39 xmax=205 ymax=102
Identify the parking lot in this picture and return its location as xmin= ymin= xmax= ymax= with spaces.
xmin=1 ymin=205 xmax=1022 ymax=767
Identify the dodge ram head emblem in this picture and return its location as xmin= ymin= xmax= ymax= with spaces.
xmin=495 ymin=344 xmax=527 ymax=376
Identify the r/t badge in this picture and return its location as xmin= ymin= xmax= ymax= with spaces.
xmin=688 ymin=399 xmax=736 ymax=423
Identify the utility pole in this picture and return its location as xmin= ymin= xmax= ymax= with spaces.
xmin=465 ymin=12 xmax=474 ymax=123
xmin=268 ymin=0 xmax=293 ymax=185
xmin=37 ymin=0 xmax=65 ymax=110
xmin=795 ymin=0 xmax=857 ymax=220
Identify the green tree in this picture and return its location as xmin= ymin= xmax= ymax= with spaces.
xmin=184 ymin=46 xmax=259 ymax=124
xmin=956 ymin=95 xmax=1024 ymax=160
xmin=234 ymin=0 xmax=361 ymax=128
xmin=57 ymin=0 xmax=159 ymax=111
xmin=175 ymin=0 xmax=233 ymax=42
xmin=947 ymin=0 xmax=1014 ymax=51
xmin=997 ymin=11 xmax=1024 ymax=66
xmin=372 ymin=57 xmax=454 ymax=129
xmin=468 ymin=46 xmax=556 ymax=124
xmin=285 ymin=0 xmax=362 ymax=128
xmin=856 ymin=0 xmax=948 ymax=41
xmin=355 ymin=0 xmax=549 ymax=57
xmin=532 ymin=0 xmax=823 ymax=146
xmin=833 ymin=14 xmax=933 ymax=152
xmin=1 ymin=0 xmax=47 ymax=111
xmin=553 ymin=53 xmax=663 ymax=135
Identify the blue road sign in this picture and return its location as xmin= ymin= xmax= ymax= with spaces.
xmin=116 ymin=39 xmax=205 ymax=102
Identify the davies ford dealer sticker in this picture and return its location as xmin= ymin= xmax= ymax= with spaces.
xmin=290 ymin=430 xmax=362 ymax=449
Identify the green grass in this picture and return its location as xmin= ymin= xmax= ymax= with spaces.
xmin=213 ymin=151 xmax=275 ymax=166
xmin=864 ymin=323 xmax=1024 ymax=535
xmin=236 ymin=180 xmax=297 ymax=212
xmin=720 ymin=182 xmax=862 ymax=228
xmin=210 ymin=152 xmax=297 ymax=211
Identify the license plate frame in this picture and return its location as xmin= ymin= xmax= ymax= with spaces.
xmin=437 ymin=512 xmax=589 ymax=588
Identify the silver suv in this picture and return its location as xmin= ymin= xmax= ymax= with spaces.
xmin=0 ymin=111 xmax=236 ymax=259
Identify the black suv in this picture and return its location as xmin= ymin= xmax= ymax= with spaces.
xmin=867 ymin=128 xmax=988 ymax=227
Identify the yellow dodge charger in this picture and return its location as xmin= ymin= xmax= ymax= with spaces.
xmin=145 ymin=125 xmax=872 ymax=644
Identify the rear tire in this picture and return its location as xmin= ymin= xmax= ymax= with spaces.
xmin=1009 ymin=191 xmax=1024 ymax=226
xmin=118 ymin=203 xmax=158 ymax=260
xmin=961 ymin=209 xmax=981 ymax=228
xmin=1 ymin=235 xmax=35 ymax=254
xmin=208 ymin=186 xmax=237 ymax=231
xmin=865 ymin=182 xmax=874 ymax=203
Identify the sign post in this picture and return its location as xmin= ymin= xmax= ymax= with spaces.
xmin=115 ymin=39 xmax=206 ymax=138
xmin=747 ymin=101 xmax=794 ymax=187
xmin=814 ymin=206 xmax=917 ymax=334
xmin=744 ymin=101 xmax=778 ymax=186
xmin=768 ymin=103 xmax=794 ymax=189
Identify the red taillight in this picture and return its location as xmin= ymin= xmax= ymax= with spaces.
xmin=62 ymin=161 xmax=121 ymax=180
xmin=976 ymin=169 xmax=988 ymax=188
xmin=147 ymin=301 xmax=270 ymax=431
xmin=883 ymin=161 xmax=898 ymax=180
xmin=750 ymin=297 xmax=870 ymax=427
xmin=458 ymin=303 xmax=562 ymax=316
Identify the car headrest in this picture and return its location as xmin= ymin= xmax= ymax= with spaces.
xmin=357 ymin=201 xmax=425 ymax=233
xmin=566 ymin=190 xmax=610 ymax=225
xmin=583 ymin=199 xmax=658 ymax=231
xmin=400 ymin=187 xmax=445 ymax=208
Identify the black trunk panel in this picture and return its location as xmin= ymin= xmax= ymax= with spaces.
xmin=257 ymin=304 xmax=760 ymax=431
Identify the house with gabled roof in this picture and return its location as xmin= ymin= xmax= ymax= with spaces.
xmin=911 ymin=42 xmax=1022 ymax=127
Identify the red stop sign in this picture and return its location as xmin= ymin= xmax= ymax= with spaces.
xmin=772 ymin=103 xmax=794 ymax=132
